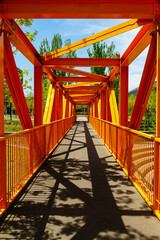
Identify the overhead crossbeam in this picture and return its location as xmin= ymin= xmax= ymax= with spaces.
xmin=56 ymin=76 xmax=105 ymax=83
xmin=67 ymin=90 xmax=98 ymax=95
xmin=64 ymin=86 xmax=101 ymax=91
xmin=45 ymin=65 xmax=107 ymax=80
xmin=42 ymin=19 xmax=151 ymax=60
xmin=65 ymin=84 xmax=101 ymax=90
xmin=0 ymin=1 xmax=158 ymax=19
xmin=42 ymin=58 xmax=120 ymax=67
xmin=71 ymin=95 xmax=95 ymax=99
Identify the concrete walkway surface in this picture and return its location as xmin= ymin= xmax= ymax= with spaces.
xmin=0 ymin=121 xmax=160 ymax=240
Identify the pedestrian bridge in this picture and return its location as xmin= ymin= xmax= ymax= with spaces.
xmin=1 ymin=0 xmax=160 ymax=238
xmin=0 ymin=118 xmax=160 ymax=239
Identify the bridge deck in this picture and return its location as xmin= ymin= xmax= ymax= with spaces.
xmin=0 ymin=120 xmax=160 ymax=240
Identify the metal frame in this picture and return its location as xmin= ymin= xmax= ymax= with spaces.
xmin=1 ymin=0 xmax=160 ymax=220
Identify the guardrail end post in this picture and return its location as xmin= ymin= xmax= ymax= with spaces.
xmin=154 ymin=140 xmax=159 ymax=214
xmin=0 ymin=140 xmax=6 ymax=212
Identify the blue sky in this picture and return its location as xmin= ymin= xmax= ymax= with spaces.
xmin=14 ymin=19 xmax=148 ymax=92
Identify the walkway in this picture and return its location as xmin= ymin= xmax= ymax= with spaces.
xmin=0 ymin=121 xmax=160 ymax=240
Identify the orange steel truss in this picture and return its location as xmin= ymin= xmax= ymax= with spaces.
xmin=1 ymin=0 xmax=160 ymax=220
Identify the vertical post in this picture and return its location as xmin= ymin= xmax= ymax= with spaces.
xmin=63 ymin=95 xmax=66 ymax=119
xmin=65 ymin=97 xmax=69 ymax=118
xmin=101 ymin=90 xmax=106 ymax=120
xmin=154 ymin=140 xmax=159 ymax=213
xmin=58 ymin=88 xmax=63 ymax=119
xmin=154 ymin=23 xmax=160 ymax=214
xmin=119 ymin=65 xmax=128 ymax=127
xmin=106 ymin=87 xmax=112 ymax=121
xmin=34 ymin=66 xmax=43 ymax=126
xmin=157 ymin=24 xmax=160 ymax=137
xmin=92 ymin=101 xmax=95 ymax=117
xmin=0 ymin=22 xmax=4 ymax=136
xmin=29 ymin=131 xmax=33 ymax=175
xmin=95 ymin=98 xmax=98 ymax=118
xmin=98 ymin=96 xmax=101 ymax=119
xmin=51 ymin=86 xmax=58 ymax=121
xmin=0 ymin=23 xmax=6 ymax=211
xmin=69 ymin=101 xmax=71 ymax=117
xmin=127 ymin=131 xmax=132 ymax=178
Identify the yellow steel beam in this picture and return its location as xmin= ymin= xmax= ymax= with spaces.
xmin=67 ymin=90 xmax=98 ymax=95
xmin=108 ymin=85 xmax=119 ymax=124
xmin=63 ymin=95 xmax=67 ymax=119
xmin=42 ymin=19 xmax=151 ymax=61
xmin=64 ymin=86 xmax=101 ymax=91
xmin=98 ymin=97 xmax=101 ymax=119
xmin=64 ymin=82 xmax=100 ymax=88
xmin=43 ymin=84 xmax=55 ymax=123
xmin=70 ymin=93 xmax=96 ymax=97
xmin=73 ymin=97 xmax=93 ymax=99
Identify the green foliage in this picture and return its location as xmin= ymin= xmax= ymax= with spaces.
xmin=87 ymin=41 xmax=117 ymax=75
xmin=128 ymin=94 xmax=136 ymax=117
xmin=87 ymin=41 xmax=119 ymax=103
xmin=16 ymin=19 xmax=38 ymax=42
xmin=4 ymin=106 xmax=7 ymax=115
xmin=39 ymin=34 xmax=77 ymax=107
xmin=142 ymin=88 xmax=156 ymax=133
xmin=39 ymin=34 xmax=77 ymax=78
xmin=4 ymin=69 xmax=33 ymax=110
xmin=16 ymin=19 xmax=34 ymax=27
xmin=76 ymin=105 xmax=88 ymax=115
xmin=12 ymin=19 xmax=37 ymax=54
xmin=25 ymin=91 xmax=34 ymax=113
xmin=128 ymin=88 xmax=156 ymax=134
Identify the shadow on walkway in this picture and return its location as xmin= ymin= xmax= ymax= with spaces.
xmin=0 ymin=121 xmax=160 ymax=240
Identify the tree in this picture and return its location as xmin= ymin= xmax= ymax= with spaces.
xmin=26 ymin=91 xmax=34 ymax=115
xmin=87 ymin=41 xmax=117 ymax=75
xmin=128 ymin=88 xmax=156 ymax=134
xmin=128 ymin=94 xmax=136 ymax=117
xmin=39 ymin=34 xmax=77 ymax=77
xmin=12 ymin=19 xmax=38 ymax=54
xmin=143 ymin=87 xmax=156 ymax=133
xmin=39 ymin=34 xmax=77 ymax=107
xmin=87 ymin=41 xmax=119 ymax=103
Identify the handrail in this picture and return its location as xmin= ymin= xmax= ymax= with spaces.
xmin=0 ymin=116 xmax=76 ymax=141
xmin=90 ymin=116 xmax=155 ymax=140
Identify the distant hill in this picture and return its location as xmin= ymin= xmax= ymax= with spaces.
xmin=129 ymin=82 xmax=156 ymax=97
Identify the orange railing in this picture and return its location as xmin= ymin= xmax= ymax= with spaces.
xmin=0 ymin=116 xmax=76 ymax=217
xmin=89 ymin=115 xmax=160 ymax=220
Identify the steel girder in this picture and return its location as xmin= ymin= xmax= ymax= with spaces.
xmin=0 ymin=1 xmax=159 ymax=19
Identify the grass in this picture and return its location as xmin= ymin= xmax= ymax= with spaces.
xmin=5 ymin=119 xmax=22 ymax=133
xmin=4 ymin=115 xmax=34 ymax=133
